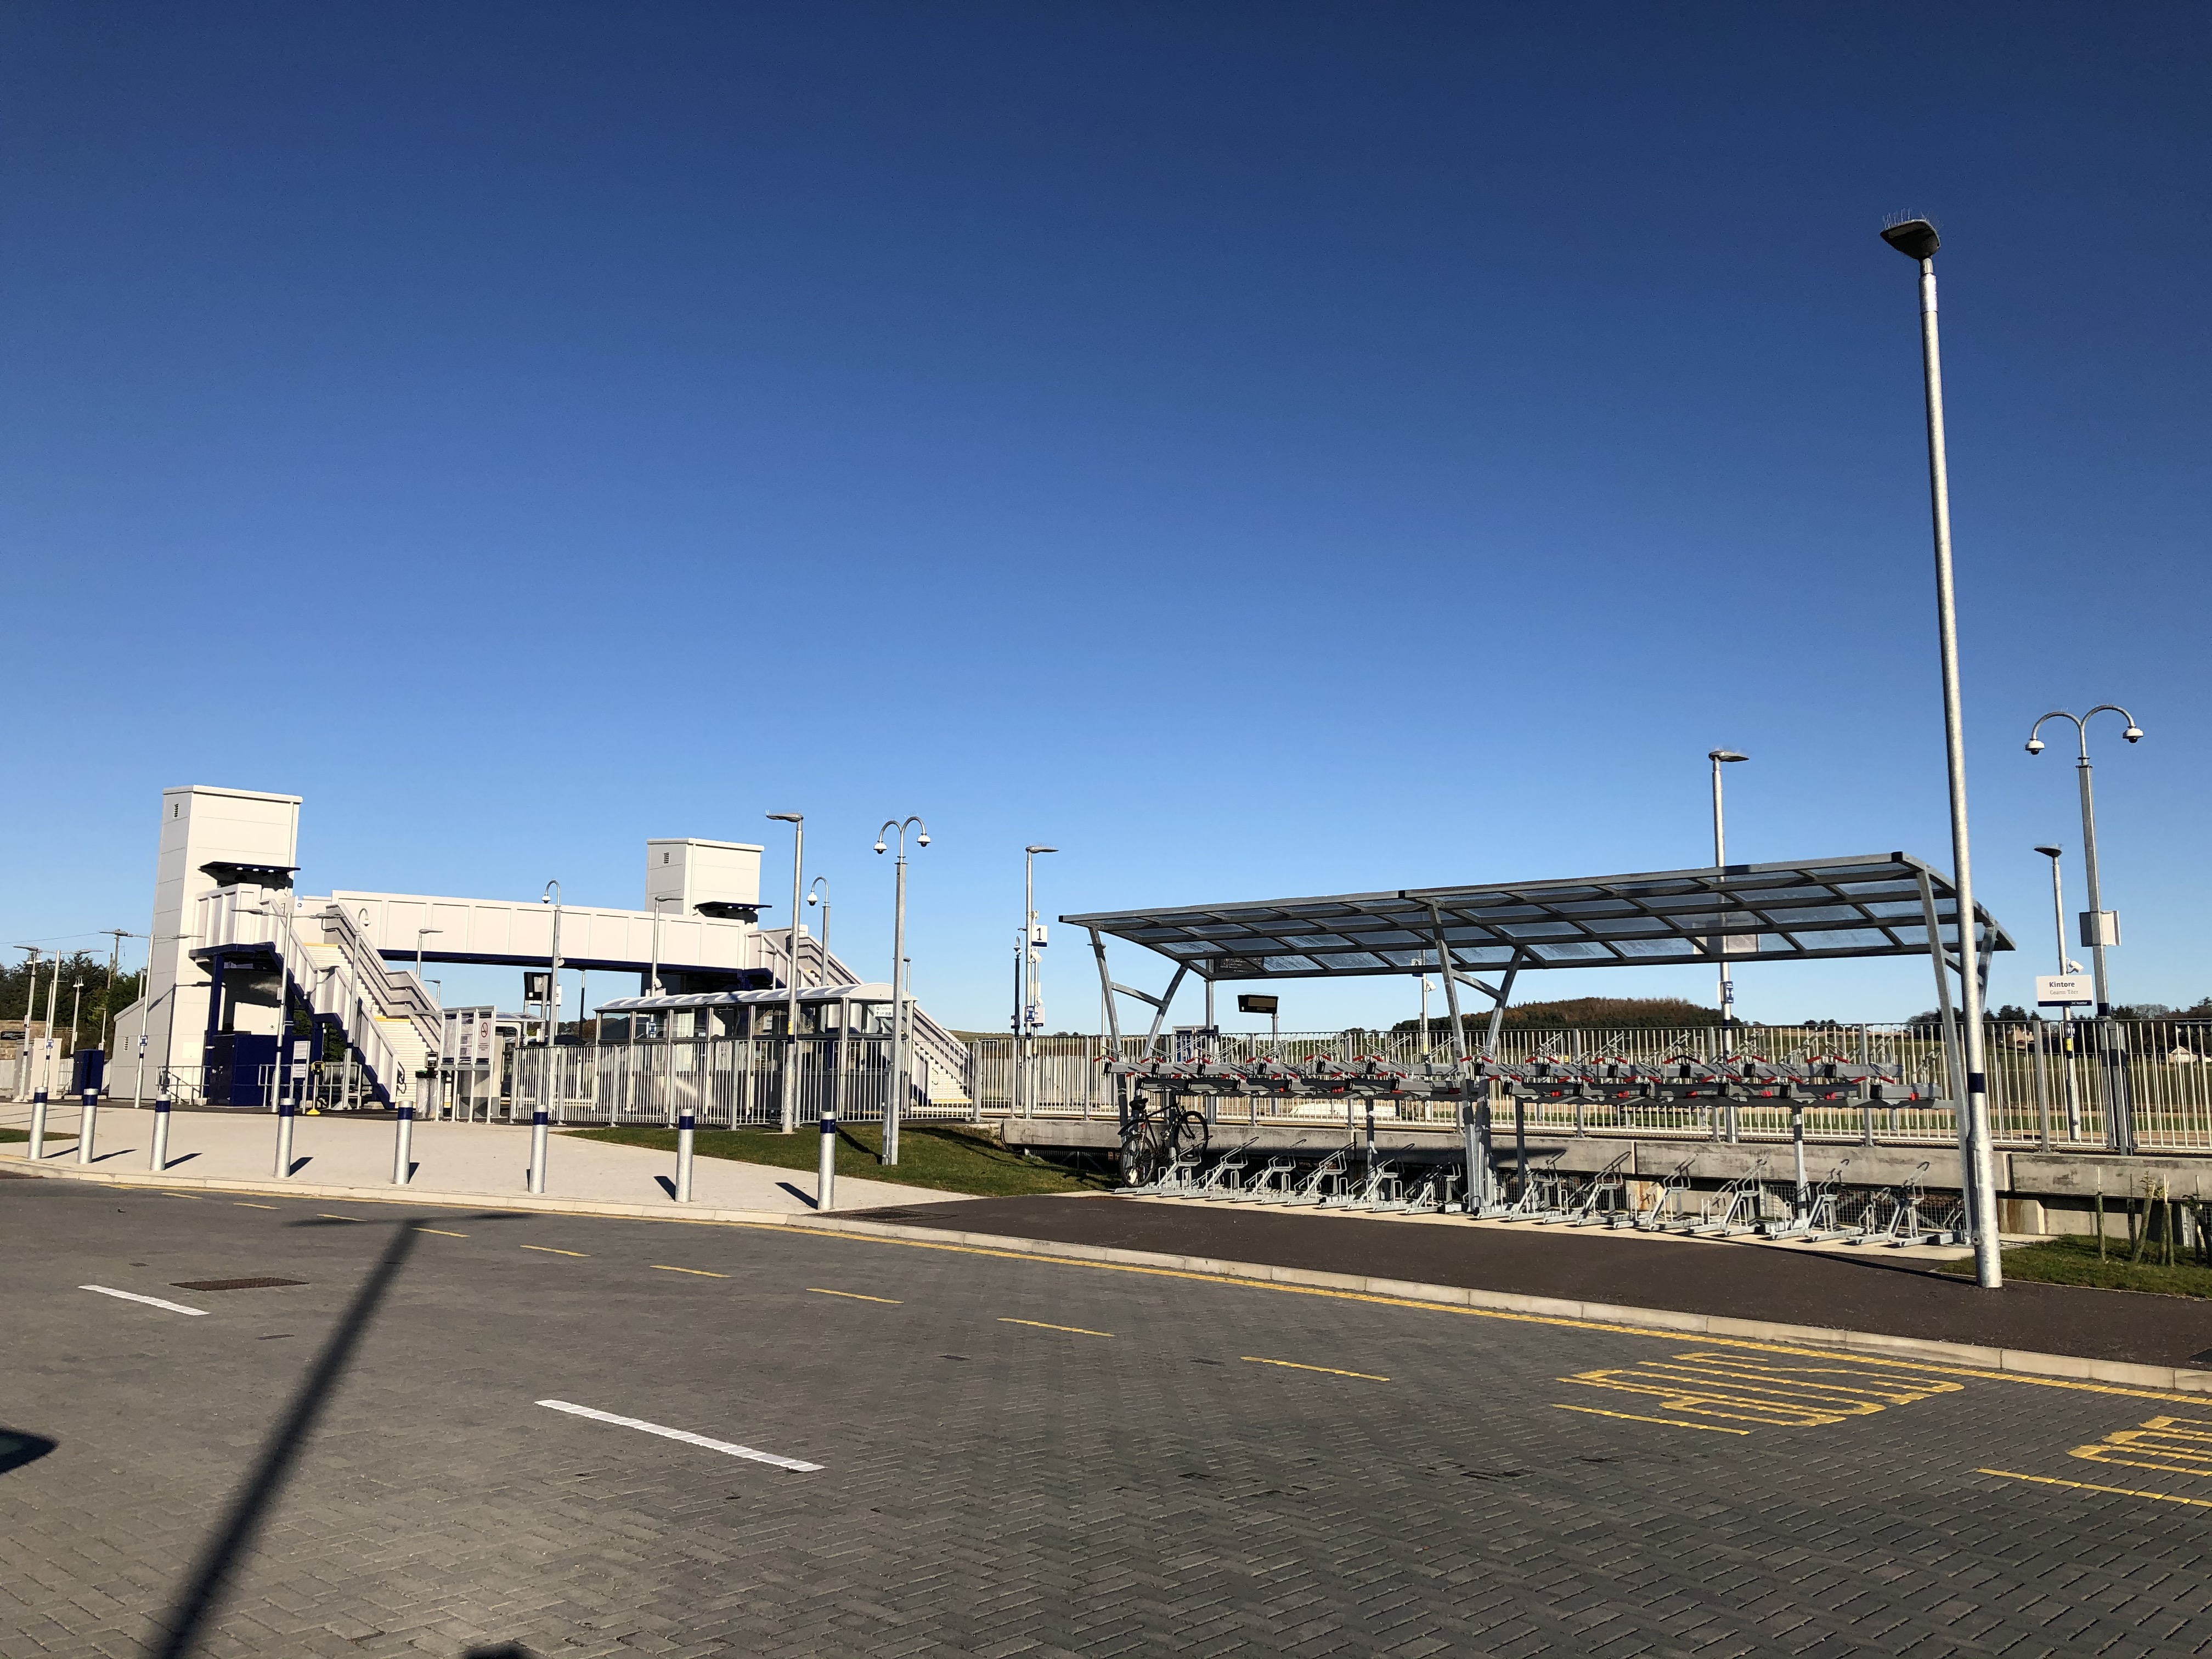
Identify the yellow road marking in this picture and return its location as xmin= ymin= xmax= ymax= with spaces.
xmin=1559 ymin=1352 xmax=1965 ymax=1427
xmin=160 ymin=1192 xmax=206 ymax=1200
xmin=1979 ymin=1469 xmax=2212 ymax=1509
xmin=521 ymin=1245 xmax=587 ymax=1256
xmin=234 ymin=1202 xmax=279 ymax=1210
xmin=413 ymin=1227 xmax=467 ymax=1238
xmin=811 ymin=1288 xmax=902 ymax=1304
xmin=2070 ymin=1415 xmax=2212 ymax=1476
xmin=1001 ymin=1317 xmax=1111 ymax=1337
xmin=1551 ymin=1403 xmax=1751 ymax=1435
xmin=1243 ymin=1356 xmax=1388 ymax=1381
xmin=653 ymin=1265 xmax=727 ymax=1278
xmin=736 ymin=1224 xmax=2212 ymax=1406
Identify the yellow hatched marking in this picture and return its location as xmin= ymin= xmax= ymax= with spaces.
xmin=2070 ymin=1415 xmax=2212 ymax=1477
xmin=1002 ymin=1318 xmax=1112 ymax=1337
xmin=1981 ymin=1469 xmax=2212 ymax=1509
xmin=1552 ymin=1403 xmax=1751 ymax=1435
xmin=1559 ymin=1351 xmax=1964 ymax=1427
xmin=653 ymin=1265 xmax=727 ymax=1278
xmin=1244 ymin=1356 xmax=1389 ymax=1382
xmin=413 ymin=1227 xmax=467 ymax=1237
xmin=521 ymin=1245 xmax=587 ymax=1256
xmin=811 ymin=1288 xmax=902 ymax=1304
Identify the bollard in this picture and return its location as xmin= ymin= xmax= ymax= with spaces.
xmin=392 ymin=1103 xmax=414 ymax=1186
xmin=817 ymin=1105 xmax=837 ymax=1212
xmin=528 ymin=1108 xmax=549 ymax=1194
xmin=674 ymin=1109 xmax=695 ymax=1203
xmin=28 ymin=1077 xmax=48 ymax=1160
xmin=274 ymin=1085 xmax=296 ymax=1178
xmin=149 ymin=1090 xmax=172 ymax=1172
xmin=76 ymin=1088 xmax=99 ymax=1165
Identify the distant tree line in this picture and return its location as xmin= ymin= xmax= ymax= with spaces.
xmin=1390 ymin=995 xmax=1724 ymax=1035
xmin=1 ymin=951 xmax=145 ymax=1047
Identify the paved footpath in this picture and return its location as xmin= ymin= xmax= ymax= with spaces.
xmin=0 ymin=1101 xmax=962 ymax=1214
xmin=8 ymin=1175 xmax=2212 ymax=1658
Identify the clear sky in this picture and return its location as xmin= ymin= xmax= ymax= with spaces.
xmin=4 ymin=3 xmax=2206 ymax=1034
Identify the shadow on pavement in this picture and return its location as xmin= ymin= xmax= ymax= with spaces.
xmin=148 ymin=1218 xmax=421 ymax=1659
xmin=0 ymin=1427 xmax=57 ymax=1474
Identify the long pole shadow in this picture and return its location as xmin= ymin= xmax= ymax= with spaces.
xmin=147 ymin=1220 xmax=422 ymax=1659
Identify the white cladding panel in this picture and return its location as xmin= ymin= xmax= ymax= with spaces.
xmin=328 ymin=890 xmax=754 ymax=972
xmin=645 ymin=839 xmax=762 ymax=913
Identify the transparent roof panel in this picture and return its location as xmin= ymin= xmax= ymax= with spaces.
xmin=1062 ymin=854 xmax=2012 ymax=981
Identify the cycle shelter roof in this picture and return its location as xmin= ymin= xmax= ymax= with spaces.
xmin=1062 ymin=853 xmax=2012 ymax=983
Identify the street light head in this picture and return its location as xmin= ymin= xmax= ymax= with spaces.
xmin=1880 ymin=217 xmax=1940 ymax=261
xmin=1709 ymin=749 xmax=1748 ymax=764
xmin=2033 ymin=844 xmax=2063 ymax=860
xmin=2124 ymin=725 xmax=2144 ymax=743
xmin=2024 ymin=738 xmax=2045 ymax=755
xmin=1026 ymin=845 xmax=1057 ymax=855
xmin=766 ymin=812 xmax=802 ymax=823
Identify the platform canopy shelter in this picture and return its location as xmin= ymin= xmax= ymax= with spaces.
xmin=1063 ymin=852 xmax=2013 ymax=1063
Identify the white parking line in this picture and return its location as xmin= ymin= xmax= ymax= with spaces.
xmin=82 ymin=1285 xmax=208 ymax=1317
xmin=535 ymin=1400 xmax=821 ymax=1472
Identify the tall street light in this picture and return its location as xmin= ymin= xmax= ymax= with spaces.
xmin=1020 ymin=845 xmax=1057 ymax=1118
xmin=2033 ymin=844 xmax=2084 ymax=1142
xmin=806 ymin=877 xmax=830 ymax=962
xmin=1708 ymin=749 xmax=1749 ymax=1036
xmin=767 ymin=814 xmax=805 ymax=1133
xmin=646 ymin=894 xmax=679 ymax=1000
xmin=875 ymin=816 xmax=929 ymax=1165
xmin=1881 ymin=214 xmax=2001 ymax=1288
xmin=531 ymin=879 xmax=561 ymax=1195
xmin=415 ymin=927 xmax=442 ymax=1009
xmin=2025 ymin=706 xmax=2142 ymax=1016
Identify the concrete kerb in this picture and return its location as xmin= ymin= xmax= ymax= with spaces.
xmin=11 ymin=1154 xmax=2211 ymax=1400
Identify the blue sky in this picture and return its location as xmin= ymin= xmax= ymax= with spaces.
xmin=4 ymin=3 xmax=2206 ymax=1032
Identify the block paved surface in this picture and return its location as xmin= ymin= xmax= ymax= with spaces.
xmin=6 ymin=1175 xmax=2212 ymax=1658
xmin=855 ymin=1192 xmax=2212 ymax=1366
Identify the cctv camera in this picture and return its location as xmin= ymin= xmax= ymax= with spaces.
xmin=2124 ymin=726 xmax=2143 ymax=743
xmin=2024 ymin=738 xmax=2044 ymax=754
xmin=917 ymin=833 xmax=930 ymax=847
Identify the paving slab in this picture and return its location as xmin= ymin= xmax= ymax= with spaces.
xmin=0 ymin=1102 xmax=963 ymax=1214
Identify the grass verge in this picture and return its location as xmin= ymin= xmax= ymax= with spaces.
xmin=563 ymin=1121 xmax=1114 ymax=1199
xmin=0 ymin=1128 xmax=25 ymax=1143
xmin=1942 ymin=1233 xmax=2212 ymax=1299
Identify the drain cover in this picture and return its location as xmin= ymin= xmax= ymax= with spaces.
xmin=171 ymin=1277 xmax=307 ymax=1291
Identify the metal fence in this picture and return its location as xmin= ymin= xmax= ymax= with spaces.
xmin=504 ymin=1037 xmax=974 ymax=1130
xmin=971 ymin=1021 xmax=2212 ymax=1154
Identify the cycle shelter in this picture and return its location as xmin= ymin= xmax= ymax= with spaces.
xmin=1062 ymin=853 xmax=2013 ymax=1206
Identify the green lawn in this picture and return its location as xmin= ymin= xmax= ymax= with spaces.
xmin=563 ymin=1121 xmax=1115 ymax=1199
xmin=1942 ymin=1233 xmax=2212 ymax=1299
xmin=0 ymin=1127 xmax=25 ymax=1143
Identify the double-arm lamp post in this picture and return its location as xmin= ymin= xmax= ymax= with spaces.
xmin=874 ymin=817 xmax=928 ymax=1164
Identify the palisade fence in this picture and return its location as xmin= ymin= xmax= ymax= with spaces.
xmin=974 ymin=1020 xmax=2212 ymax=1154
xmin=503 ymin=1036 xmax=976 ymax=1130
xmin=49 ymin=1019 xmax=2212 ymax=1156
